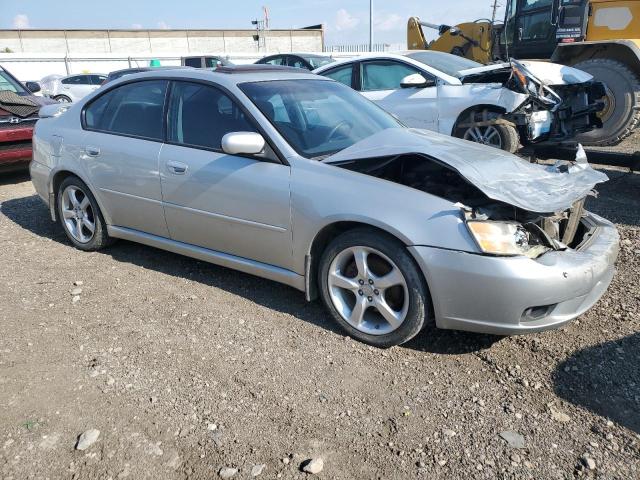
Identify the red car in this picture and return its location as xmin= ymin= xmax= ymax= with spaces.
xmin=0 ymin=66 xmax=56 ymax=172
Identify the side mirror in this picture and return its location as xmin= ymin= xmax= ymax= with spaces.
xmin=400 ymin=73 xmax=435 ymax=89
xmin=26 ymin=81 xmax=41 ymax=93
xmin=221 ymin=132 xmax=266 ymax=155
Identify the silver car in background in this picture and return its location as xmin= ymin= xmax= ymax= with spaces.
xmin=30 ymin=66 xmax=619 ymax=347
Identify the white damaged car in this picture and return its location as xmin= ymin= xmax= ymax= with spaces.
xmin=314 ymin=51 xmax=605 ymax=153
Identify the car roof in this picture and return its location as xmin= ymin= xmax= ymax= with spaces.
xmin=107 ymin=64 xmax=326 ymax=88
xmin=312 ymin=52 xmax=461 ymax=84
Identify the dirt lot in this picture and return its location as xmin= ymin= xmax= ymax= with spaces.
xmin=1 ymin=138 xmax=639 ymax=479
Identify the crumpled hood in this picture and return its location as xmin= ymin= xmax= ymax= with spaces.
xmin=324 ymin=128 xmax=608 ymax=213
xmin=458 ymin=60 xmax=594 ymax=86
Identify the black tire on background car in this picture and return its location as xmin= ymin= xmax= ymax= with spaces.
xmin=454 ymin=110 xmax=520 ymax=153
xmin=54 ymin=95 xmax=72 ymax=103
xmin=57 ymin=176 xmax=112 ymax=251
xmin=572 ymin=58 xmax=640 ymax=146
xmin=318 ymin=228 xmax=431 ymax=348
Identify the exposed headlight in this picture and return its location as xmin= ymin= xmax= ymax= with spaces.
xmin=467 ymin=221 xmax=548 ymax=257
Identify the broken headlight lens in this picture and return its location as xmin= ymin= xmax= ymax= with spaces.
xmin=467 ymin=221 xmax=542 ymax=257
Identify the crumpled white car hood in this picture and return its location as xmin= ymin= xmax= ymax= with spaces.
xmin=458 ymin=61 xmax=594 ymax=86
xmin=324 ymin=128 xmax=608 ymax=213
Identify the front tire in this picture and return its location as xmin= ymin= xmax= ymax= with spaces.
xmin=318 ymin=228 xmax=431 ymax=348
xmin=454 ymin=111 xmax=520 ymax=153
xmin=57 ymin=176 xmax=112 ymax=251
xmin=573 ymin=58 xmax=640 ymax=146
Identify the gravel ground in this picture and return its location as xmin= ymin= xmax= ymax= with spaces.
xmin=0 ymin=146 xmax=639 ymax=479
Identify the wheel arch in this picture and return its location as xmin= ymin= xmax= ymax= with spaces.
xmin=552 ymin=41 xmax=640 ymax=78
xmin=450 ymin=104 xmax=509 ymax=136
xmin=49 ymin=169 xmax=109 ymax=224
xmin=306 ymin=221 xmax=419 ymax=302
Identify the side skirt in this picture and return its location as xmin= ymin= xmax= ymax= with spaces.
xmin=107 ymin=225 xmax=306 ymax=292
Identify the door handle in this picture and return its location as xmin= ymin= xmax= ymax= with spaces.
xmin=166 ymin=161 xmax=188 ymax=175
xmin=85 ymin=146 xmax=100 ymax=157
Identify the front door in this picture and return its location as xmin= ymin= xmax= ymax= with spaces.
xmin=81 ymin=79 xmax=169 ymax=237
xmin=159 ymin=80 xmax=293 ymax=269
xmin=358 ymin=60 xmax=439 ymax=131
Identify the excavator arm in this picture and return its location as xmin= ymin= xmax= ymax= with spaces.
xmin=407 ymin=16 xmax=495 ymax=64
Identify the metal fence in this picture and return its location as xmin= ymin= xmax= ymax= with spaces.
xmin=323 ymin=43 xmax=404 ymax=53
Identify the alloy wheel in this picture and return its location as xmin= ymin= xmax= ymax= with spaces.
xmin=327 ymin=246 xmax=409 ymax=336
xmin=61 ymin=185 xmax=96 ymax=244
xmin=463 ymin=125 xmax=503 ymax=148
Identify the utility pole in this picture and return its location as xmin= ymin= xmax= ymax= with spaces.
xmin=491 ymin=0 xmax=501 ymax=23
xmin=369 ymin=0 xmax=373 ymax=52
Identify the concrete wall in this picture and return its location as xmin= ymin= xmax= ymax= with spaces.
xmin=0 ymin=28 xmax=325 ymax=81
xmin=0 ymin=29 xmax=323 ymax=55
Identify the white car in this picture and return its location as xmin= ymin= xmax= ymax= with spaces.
xmin=314 ymin=51 xmax=605 ymax=152
xmin=40 ymin=73 xmax=107 ymax=103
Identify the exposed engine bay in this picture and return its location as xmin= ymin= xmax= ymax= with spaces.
xmin=333 ymin=152 xmax=596 ymax=259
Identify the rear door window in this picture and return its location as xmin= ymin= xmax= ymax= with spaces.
xmin=261 ymin=56 xmax=286 ymax=66
xmin=167 ymin=81 xmax=256 ymax=150
xmin=320 ymin=65 xmax=354 ymax=88
xmin=62 ymin=75 xmax=90 ymax=85
xmin=84 ymin=80 xmax=168 ymax=141
xmin=360 ymin=61 xmax=421 ymax=91
xmin=183 ymin=57 xmax=203 ymax=68
xmin=89 ymin=75 xmax=107 ymax=85
xmin=288 ymin=57 xmax=308 ymax=69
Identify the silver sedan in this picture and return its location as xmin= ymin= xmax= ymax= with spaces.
xmin=30 ymin=66 xmax=619 ymax=347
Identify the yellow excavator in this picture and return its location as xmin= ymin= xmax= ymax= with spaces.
xmin=408 ymin=0 xmax=640 ymax=147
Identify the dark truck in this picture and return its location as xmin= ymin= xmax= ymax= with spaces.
xmin=0 ymin=66 xmax=56 ymax=172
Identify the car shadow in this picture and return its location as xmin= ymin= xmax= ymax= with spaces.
xmin=0 ymin=170 xmax=30 ymax=186
xmin=553 ymin=333 xmax=640 ymax=434
xmin=1 ymin=194 xmax=501 ymax=354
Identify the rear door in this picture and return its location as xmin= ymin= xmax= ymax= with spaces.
xmin=81 ymin=79 xmax=169 ymax=237
xmin=158 ymin=80 xmax=293 ymax=269
xmin=358 ymin=60 xmax=439 ymax=131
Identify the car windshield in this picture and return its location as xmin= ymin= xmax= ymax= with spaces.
xmin=405 ymin=51 xmax=482 ymax=78
xmin=0 ymin=70 xmax=27 ymax=94
xmin=240 ymin=79 xmax=400 ymax=159
xmin=303 ymin=56 xmax=335 ymax=69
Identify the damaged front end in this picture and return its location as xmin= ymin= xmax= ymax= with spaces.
xmin=325 ymin=128 xmax=609 ymax=260
xmin=459 ymin=60 xmax=606 ymax=144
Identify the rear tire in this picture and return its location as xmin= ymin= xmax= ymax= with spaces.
xmin=57 ymin=176 xmax=112 ymax=251
xmin=573 ymin=58 xmax=640 ymax=146
xmin=318 ymin=228 xmax=431 ymax=348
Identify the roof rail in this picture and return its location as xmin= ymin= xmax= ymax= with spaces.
xmin=215 ymin=65 xmax=310 ymax=74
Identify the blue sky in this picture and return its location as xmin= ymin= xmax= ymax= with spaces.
xmin=1 ymin=0 xmax=504 ymax=46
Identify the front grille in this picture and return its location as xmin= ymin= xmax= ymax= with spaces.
xmin=0 ymin=117 xmax=38 ymax=130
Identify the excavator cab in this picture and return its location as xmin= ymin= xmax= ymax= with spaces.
xmin=500 ymin=0 xmax=589 ymax=59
